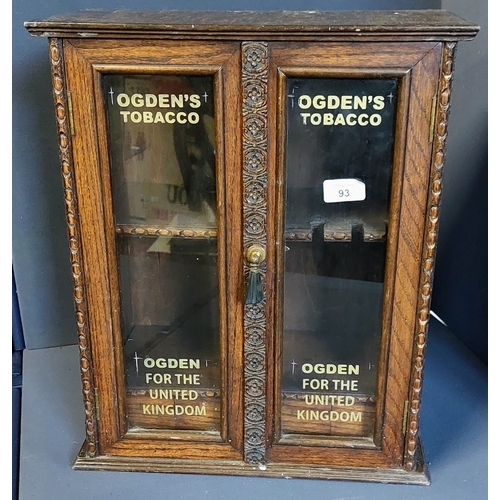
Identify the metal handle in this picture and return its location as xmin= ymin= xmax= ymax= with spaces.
xmin=246 ymin=244 xmax=266 ymax=266
xmin=245 ymin=244 xmax=266 ymax=305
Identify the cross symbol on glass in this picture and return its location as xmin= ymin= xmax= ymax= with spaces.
xmin=133 ymin=352 xmax=143 ymax=376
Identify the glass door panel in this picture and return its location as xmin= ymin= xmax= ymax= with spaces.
xmin=281 ymin=77 xmax=398 ymax=440
xmin=102 ymin=73 xmax=221 ymax=432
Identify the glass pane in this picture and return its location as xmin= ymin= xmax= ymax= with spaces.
xmin=102 ymin=74 xmax=221 ymax=432
xmin=281 ymin=77 xmax=398 ymax=439
xmin=105 ymin=74 xmax=217 ymax=228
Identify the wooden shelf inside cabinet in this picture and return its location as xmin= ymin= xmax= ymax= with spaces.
xmin=285 ymin=227 xmax=386 ymax=242
xmin=25 ymin=9 xmax=479 ymax=485
xmin=116 ymin=225 xmax=218 ymax=239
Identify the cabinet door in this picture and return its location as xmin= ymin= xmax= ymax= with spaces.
xmin=267 ymin=42 xmax=443 ymax=470
xmin=61 ymin=39 xmax=244 ymax=462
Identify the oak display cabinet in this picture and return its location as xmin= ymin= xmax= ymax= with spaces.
xmin=25 ymin=10 xmax=478 ymax=484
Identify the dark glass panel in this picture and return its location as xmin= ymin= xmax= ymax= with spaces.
xmin=282 ymin=78 xmax=398 ymax=439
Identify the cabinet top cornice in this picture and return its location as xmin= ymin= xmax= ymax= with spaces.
xmin=24 ymin=10 xmax=479 ymax=41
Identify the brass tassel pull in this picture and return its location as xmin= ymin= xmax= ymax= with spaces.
xmin=245 ymin=244 xmax=266 ymax=305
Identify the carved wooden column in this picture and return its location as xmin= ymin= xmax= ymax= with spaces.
xmin=242 ymin=41 xmax=269 ymax=465
xmin=49 ymin=38 xmax=98 ymax=458
xmin=404 ymin=41 xmax=457 ymax=471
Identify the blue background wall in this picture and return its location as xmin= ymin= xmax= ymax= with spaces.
xmin=432 ymin=0 xmax=488 ymax=364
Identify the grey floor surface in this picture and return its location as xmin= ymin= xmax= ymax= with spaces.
xmin=18 ymin=318 xmax=487 ymax=499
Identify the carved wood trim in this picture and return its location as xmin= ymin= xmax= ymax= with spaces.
xmin=404 ymin=41 xmax=456 ymax=471
xmin=284 ymin=228 xmax=386 ymax=242
xmin=49 ymin=38 xmax=98 ymax=457
xmin=242 ymin=41 xmax=269 ymax=465
xmin=115 ymin=225 xmax=217 ymax=238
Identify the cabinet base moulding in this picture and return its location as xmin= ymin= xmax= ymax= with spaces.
xmin=73 ymin=438 xmax=429 ymax=485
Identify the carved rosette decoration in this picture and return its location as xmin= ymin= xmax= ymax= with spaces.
xmin=404 ymin=42 xmax=457 ymax=471
xmin=49 ymin=38 xmax=97 ymax=457
xmin=242 ymin=41 xmax=269 ymax=465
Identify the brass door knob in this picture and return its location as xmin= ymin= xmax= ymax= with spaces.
xmin=245 ymin=244 xmax=266 ymax=265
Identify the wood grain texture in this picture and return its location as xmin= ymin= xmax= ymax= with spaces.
xmin=268 ymin=42 xmax=442 ymax=470
xmin=404 ymin=41 xmax=456 ymax=471
xmin=36 ymin=12 xmax=476 ymax=478
xmin=74 ymin=436 xmax=428 ymax=483
xmin=67 ymin=38 xmax=241 ymax=66
xmin=25 ymin=10 xmax=479 ymax=41
xmin=103 ymin=438 xmax=243 ymax=460
xmin=74 ymin=440 xmax=429 ymax=484
xmin=91 ymin=51 xmax=127 ymax=440
xmin=64 ymin=40 xmax=121 ymax=451
xmin=212 ymin=67 xmax=230 ymax=443
xmin=381 ymin=44 xmax=442 ymax=466
xmin=49 ymin=37 xmax=98 ymax=458
xmin=264 ymin=45 xmax=279 ymax=455
xmin=221 ymin=47 xmax=245 ymax=453
xmin=373 ymin=71 xmax=412 ymax=448
xmin=63 ymin=38 xmax=245 ymax=461
xmin=270 ymin=42 xmax=439 ymax=70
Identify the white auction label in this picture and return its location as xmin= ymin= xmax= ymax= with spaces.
xmin=323 ymin=178 xmax=366 ymax=203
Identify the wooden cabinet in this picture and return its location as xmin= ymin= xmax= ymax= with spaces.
xmin=25 ymin=10 xmax=478 ymax=484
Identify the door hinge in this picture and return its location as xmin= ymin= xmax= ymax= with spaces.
xmin=402 ymin=400 xmax=409 ymax=434
xmin=67 ymin=91 xmax=76 ymax=136
xmin=429 ymin=95 xmax=437 ymax=143
xmin=94 ymin=388 xmax=100 ymax=421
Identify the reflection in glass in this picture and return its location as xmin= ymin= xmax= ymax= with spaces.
xmin=103 ymin=74 xmax=220 ymax=432
xmin=281 ymin=78 xmax=398 ymax=439
xmin=105 ymin=74 xmax=216 ymax=228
